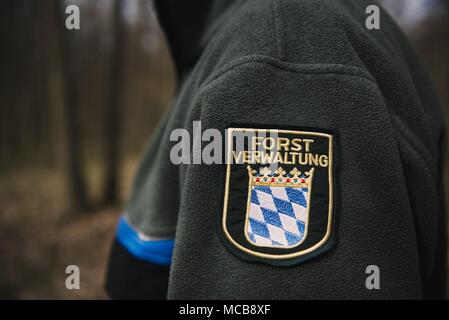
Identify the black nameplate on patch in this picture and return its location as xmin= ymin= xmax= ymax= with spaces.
xmin=217 ymin=126 xmax=339 ymax=266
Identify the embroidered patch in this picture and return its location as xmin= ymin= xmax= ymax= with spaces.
xmin=218 ymin=126 xmax=338 ymax=266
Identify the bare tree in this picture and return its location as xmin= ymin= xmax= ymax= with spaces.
xmin=54 ymin=0 xmax=89 ymax=211
xmin=103 ymin=0 xmax=127 ymax=205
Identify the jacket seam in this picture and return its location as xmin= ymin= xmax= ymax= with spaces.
xmin=392 ymin=117 xmax=437 ymax=182
xmin=199 ymin=54 xmax=377 ymax=93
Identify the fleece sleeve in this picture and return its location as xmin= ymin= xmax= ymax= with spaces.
xmin=105 ymin=115 xmax=178 ymax=300
xmin=167 ymin=55 xmax=441 ymax=299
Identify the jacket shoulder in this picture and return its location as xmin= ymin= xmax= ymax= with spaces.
xmin=205 ymin=0 xmax=385 ymax=69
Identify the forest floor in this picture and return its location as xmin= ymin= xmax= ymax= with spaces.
xmin=0 ymin=159 xmax=138 ymax=299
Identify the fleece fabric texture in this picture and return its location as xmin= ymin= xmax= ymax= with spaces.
xmin=110 ymin=0 xmax=446 ymax=299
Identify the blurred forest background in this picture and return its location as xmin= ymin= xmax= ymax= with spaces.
xmin=0 ymin=0 xmax=448 ymax=299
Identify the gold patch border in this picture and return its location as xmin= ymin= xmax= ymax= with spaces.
xmin=222 ymin=128 xmax=334 ymax=259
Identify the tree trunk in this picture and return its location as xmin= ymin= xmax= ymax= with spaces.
xmin=103 ymin=0 xmax=126 ymax=205
xmin=54 ymin=0 xmax=89 ymax=211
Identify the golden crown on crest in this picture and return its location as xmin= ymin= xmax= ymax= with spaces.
xmin=247 ymin=165 xmax=314 ymax=188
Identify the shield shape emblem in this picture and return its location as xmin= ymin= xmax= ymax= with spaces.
xmin=218 ymin=126 xmax=338 ymax=266
xmin=245 ymin=166 xmax=314 ymax=248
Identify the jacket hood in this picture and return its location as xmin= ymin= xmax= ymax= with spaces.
xmin=154 ymin=0 xmax=241 ymax=77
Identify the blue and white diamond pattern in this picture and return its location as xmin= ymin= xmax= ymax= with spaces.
xmin=246 ymin=186 xmax=309 ymax=247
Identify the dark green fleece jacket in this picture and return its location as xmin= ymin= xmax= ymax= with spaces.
xmin=106 ymin=0 xmax=446 ymax=299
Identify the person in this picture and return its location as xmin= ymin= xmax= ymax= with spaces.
xmin=105 ymin=0 xmax=447 ymax=299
